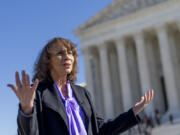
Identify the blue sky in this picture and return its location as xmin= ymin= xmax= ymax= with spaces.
xmin=0 ymin=0 xmax=113 ymax=134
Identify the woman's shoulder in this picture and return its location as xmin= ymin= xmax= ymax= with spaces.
xmin=71 ymin=83 xmax=86 ymax=91
xmin=31 ymin=80 xmax=52 ymax=93
xmin=71 ymin=83 xmax=91 ymax=97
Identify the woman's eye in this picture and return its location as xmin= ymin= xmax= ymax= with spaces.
xmin=68 ymin=51 xmax=73 ymax=54
xmin=57 ymin=52 xmax=63 ymax=55
xmin=56 ymin=51 xmax=72 ymax=56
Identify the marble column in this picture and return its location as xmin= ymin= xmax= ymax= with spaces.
xmin=115 ymin=38 xmax=133 ymax=111
xmin=156 ymin=25 xmax=179 ymax=110
xmin=82 ymin=47 xmax=95 ymax=102
xmin=98 ymin=43 xmax=114 ymax=119
xmin=134 ymin=32 xmax=154 ymax=115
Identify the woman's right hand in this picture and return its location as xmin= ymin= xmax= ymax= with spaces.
xmin=7 ymin=70 xmax=39 ymax=115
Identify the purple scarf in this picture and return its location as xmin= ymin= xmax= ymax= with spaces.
xmin=54 ymin=82 xmax=87 ymax=135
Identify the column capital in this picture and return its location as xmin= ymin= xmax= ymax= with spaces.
xmin=97 ymin=42 xmax=108 ymax=50
xmin=81 ymin=47 xmax=90 ymax=55
xmin=113 ymin=37 xmax=124 ymax=44
xmin=81 ymin=47 xmax=94 ymax=60
xmin=155 ymin=24 xmax=167 ymax=34
xmin=81 ymin=47 xmax=88 ymax=53
xmin=98 ymin=42 xmax=109 ymax=58
xmin=133 ymin=31 xmax=145 ymax=50
xmin=133 ymin=30 xmax=145 ymax=40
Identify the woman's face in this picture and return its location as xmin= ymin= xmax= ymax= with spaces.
xmin=49 ymin=44 xmax=74 ymax=76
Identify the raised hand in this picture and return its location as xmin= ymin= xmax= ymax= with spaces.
xmin=7 ymin=70 xmax=39 ymax=114
xmin=133 ymin=90 xmax=154 ymax=115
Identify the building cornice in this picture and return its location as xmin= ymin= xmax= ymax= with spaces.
xmin=74 ymin=0 xmax=177 ymax=36
xmin=75 ymin=0 xmax=180 ymax=48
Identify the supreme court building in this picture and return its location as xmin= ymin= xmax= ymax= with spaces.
xmin=74 ymin=0 xmax=180 ymax=121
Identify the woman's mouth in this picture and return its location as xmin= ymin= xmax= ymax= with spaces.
xmin=63 ymin=63 xmax=71 ymax=68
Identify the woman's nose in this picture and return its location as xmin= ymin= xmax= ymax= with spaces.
xmin=63 ymin=53 xmax=71 ymax=59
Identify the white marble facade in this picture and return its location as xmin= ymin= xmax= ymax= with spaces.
xmin=74 ymin=0 xmax=180 ymax=120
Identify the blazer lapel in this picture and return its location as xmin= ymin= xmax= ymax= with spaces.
xmin=41 ymin=83 xmax=69 ymax=129
xmin=71 ymin=84 xmax=91 ymax=134
xmin=41 ymin=82 xmax=92 ymax=134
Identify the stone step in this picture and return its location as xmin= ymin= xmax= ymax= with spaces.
xmin=152 ymin=121 xmax=180 ymax=135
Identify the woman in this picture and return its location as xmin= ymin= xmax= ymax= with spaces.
xmin=8 ymin=37 xmax=154 ymax=135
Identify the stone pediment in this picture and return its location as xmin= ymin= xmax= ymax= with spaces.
xmin=74 ymin=0 xmax=169 ymax=34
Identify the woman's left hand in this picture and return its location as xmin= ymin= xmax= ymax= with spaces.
xmin=133 ymin=89 xmax=154 ymax=115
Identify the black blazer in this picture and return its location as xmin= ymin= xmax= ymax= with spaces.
xmin=17 ymin=81 xmax=140 ymax=135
